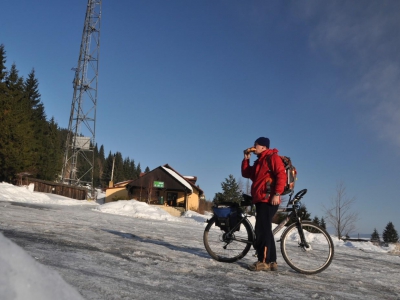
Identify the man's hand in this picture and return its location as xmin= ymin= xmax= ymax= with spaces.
xmin=271 ymin=195 xmax=280 ymax=205
xmin=244 ymin=152 xmax=251 ymax=160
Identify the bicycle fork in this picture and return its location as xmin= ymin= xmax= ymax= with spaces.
xmin=274 ymin=209 xmax=310 ymax=250
xmin=296 ymin=219 xmax=311 ymax=250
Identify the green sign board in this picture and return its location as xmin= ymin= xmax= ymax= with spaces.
xmin=153 ymin=181 xmax=164 ymax=188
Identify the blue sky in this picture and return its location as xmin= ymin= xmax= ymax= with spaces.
xmin=2 ymin=0 xmax=400 ymax=236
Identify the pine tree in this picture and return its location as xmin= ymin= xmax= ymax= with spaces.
xmin=123 ymin=157 xmax=131 ymax=180
xmin=370 ymin=228 xmax=380 ymax=243
xmin=0 ymin=45 xmax=10 ymax=180
xmin=96 ymin=145 xmax=105 ymax=187
xmin=213 ymin=174 xmax=242 ymax=204
xmin=24 ymin=68 xmax=47 ymax=177
xmin=113 ymin=152 xmax=124 ymax=183
xmin=25 ymin=69 xmax=45 ymax=121
xmin=57 ymin=127 xmax=69 ymax=180
xmin=122 ymin=157 xmax=138 ymax=180
xmin=129 ymin=159 xmax=137 ymax=180
xmin=382 ymin=222 xmax=399 ymax=243
xmin=320 ymin=217 xmax=327 ymax=230
xmin=0 ymin=44 xmax=6 ymax=81
xmin=136 ymin=163 xmax=142 ymax=178
xmin=102 ymin=152 xmax=114 ymax=185
xmin=2 ymin=63 xmax=35 ymax=179
xmin=37 ymin=118 xmax=62 ymax=181
xmin=312 ymin=216 xmax=320 ymax=226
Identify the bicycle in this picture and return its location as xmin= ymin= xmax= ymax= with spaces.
xmin=203 ymin=189 xmax=334 ymax=275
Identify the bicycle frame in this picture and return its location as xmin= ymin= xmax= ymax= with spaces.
xmin=223 ymin=189 xmax=310 ymax=248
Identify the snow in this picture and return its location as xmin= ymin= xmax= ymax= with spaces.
xmin=0 ymin=182 xmax=98 ymax=206
xmin=94 ymin=199 xmax=183 ymax=222
xmin=0 ymin=232 xmax=84 ymax=300
xmin=0 ymin=182 xmax=399 ymax=299
xmin=161 ymin=166 xmax=193 ymax=192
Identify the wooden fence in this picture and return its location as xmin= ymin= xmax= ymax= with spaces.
xmin=19 ymin=177 xmax=88 ymax=200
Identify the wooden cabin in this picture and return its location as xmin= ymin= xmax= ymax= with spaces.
xmin=105 ymin=164 xmax=204 ymax=212
xmin=124 ymin=164 xmax=203 ymax=211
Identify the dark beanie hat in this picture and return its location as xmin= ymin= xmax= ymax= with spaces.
xmin=254 ymin=137 xmax=270 ymax=148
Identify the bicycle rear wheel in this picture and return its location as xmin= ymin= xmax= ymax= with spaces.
xmin=280 ymin=221 xmax=334 ymax=275
xmin=203 ymin=217 xmax=253 ymax=263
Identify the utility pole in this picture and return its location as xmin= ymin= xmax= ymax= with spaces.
xmin=61 ymin=0 xmax=102 ymax=199
xmin=109 ymin=154 xmax=116 ymax=188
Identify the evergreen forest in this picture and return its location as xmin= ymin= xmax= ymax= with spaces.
xmin=0 ymin=44 xmax=145 ymax=187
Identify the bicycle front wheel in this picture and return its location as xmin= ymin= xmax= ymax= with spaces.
xmin=203 ymin=217 xmax=253 ymax=263
xmin=280 ymin=221 xmax=334 ymax=275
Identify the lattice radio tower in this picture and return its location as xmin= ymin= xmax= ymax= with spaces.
xmin=61 ymin=0 xmax=102 ymax=199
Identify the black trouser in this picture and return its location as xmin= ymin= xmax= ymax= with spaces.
xmin=255 ymin=202 xmax=279 ymax=263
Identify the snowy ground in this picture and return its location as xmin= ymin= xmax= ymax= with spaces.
xmin=0 ymin=182 xmax=399 ymax=300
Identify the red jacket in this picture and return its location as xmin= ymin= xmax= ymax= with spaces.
xmin=241 ymin=148 xmax=287 ymax=204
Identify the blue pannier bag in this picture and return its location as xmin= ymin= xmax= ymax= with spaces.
xmin=212 ymin=206 xmax=240 ymax=232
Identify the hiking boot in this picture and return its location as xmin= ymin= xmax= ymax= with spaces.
xmin=248 ymin=261 xmax=270 ymax=271
xmin=269 ymin=262 xmax=278 ymax=271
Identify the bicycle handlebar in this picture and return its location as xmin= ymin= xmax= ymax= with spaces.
xmin=293 ymin=189 xmax=307 ymax=201
xmin=216 ymin=190 xmax=308 ymax=208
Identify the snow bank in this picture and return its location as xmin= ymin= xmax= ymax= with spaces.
xmin=333 ymin=238 xmax=398 ymax=253
xmin=94 ymin=199 xmax=183 ymax=222
xmin=0 ymin=232 xmax=83 ymax=300
xmin=0 ymin=182 xmax=97 ymax=206
xmin=181 ymin=210 xmax=209 ymax=223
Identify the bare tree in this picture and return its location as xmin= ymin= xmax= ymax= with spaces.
xmin=139 ymin=186 xmax=143 ymax=201
xmin=322 ymin=182 xmax=359 ymax=239
xmin=146 ymin=177 xmax=154 ymax=205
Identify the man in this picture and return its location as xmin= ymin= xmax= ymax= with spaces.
xmin=241 ymin=137 xmax=287 ymax=271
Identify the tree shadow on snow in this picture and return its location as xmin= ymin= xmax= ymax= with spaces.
xmin=102 ymin=229 xmax=210 ymax=259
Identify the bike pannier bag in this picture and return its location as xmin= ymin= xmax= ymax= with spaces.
xmin=212 ymin=207 xmax=240 ymax=232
